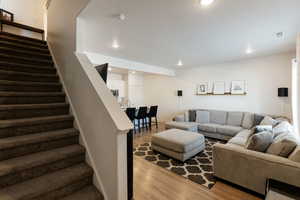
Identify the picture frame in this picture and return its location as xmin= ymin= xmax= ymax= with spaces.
xmin=197 ymin=82 xmax=208 ymax=95
xmin=213 ymin=81 xmax=225 ymax=95
xmin=231 ymin=80 xmax=245 ymax=94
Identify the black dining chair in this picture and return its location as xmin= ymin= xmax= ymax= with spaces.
xmin=125 ymin=107 xmax=137 ymax=133
xmin=136 ymin=106 xmax=148 ymax=133
xmin=147 ymin=105 xmax=158 ymax=129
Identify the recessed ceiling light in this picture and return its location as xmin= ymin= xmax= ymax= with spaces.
xmin=177 ymin=60 xmax=183 ymax=66
xmin=119 ymin=13 xmax=126 ymax=21
xmin=245 ymin=47 xmax=254 ymax=54
xmin=112 ymin=40 xmax=120 ymax=49
xmin=131 ymin=71 xmax=136 ymax=74
xmin=200 ymin=0 xmax=215 ymax=6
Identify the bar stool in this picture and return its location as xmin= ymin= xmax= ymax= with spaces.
xmin=125 ymin=107 xmax=137 ymax=133
xmin=147 ymin=105 xmax=158 ymax=129
xmin=136 ymin=106 xmax=148 ymax=133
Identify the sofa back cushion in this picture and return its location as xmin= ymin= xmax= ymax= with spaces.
xmin=209 ymin=110 xmax=227 ymax=125
xmin=227 ymin=112 xmax=244 ymax=126
xmin=242 ymin=112 xmax=254 ymax=129
xmin=196 ymin=110 xmax=210 ymax=124
xmin=254 ymin=114 xmax=265 ymax=126
xmin=289 ymin=146 xmax=300 ymax=163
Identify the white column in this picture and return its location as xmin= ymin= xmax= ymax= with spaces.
xmin=296 ymin=34 xmax=300 ymax=136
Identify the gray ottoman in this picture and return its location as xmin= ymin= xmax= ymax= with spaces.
xmin=165 ymin=121 xmax=199 ymax=132
xmin=151 ymin=129 xmax=205 ymax=162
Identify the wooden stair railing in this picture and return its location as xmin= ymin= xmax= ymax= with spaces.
xmin=0 ymin=9 xmax=14 ymax=22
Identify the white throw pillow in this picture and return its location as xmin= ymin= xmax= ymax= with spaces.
xmin=260 ymin=116 xmax=278 ymax=127
xmin=196 ymin=110 xmax=210 ymax=124
xmin=273 ymin=121 xmax=294 ymax=138
xmin=184 ymin=111 xmax=189 ymax=122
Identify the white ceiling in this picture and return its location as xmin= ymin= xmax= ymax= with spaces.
xmin=79 ymin=0 xmax=300 ymax=68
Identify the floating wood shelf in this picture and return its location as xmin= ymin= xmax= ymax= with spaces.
xmin=196 ymin=92 xmax=247 ymax=96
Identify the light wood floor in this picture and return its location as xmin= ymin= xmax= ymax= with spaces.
xmin=133 ymin=123 xmax=263 ymax=200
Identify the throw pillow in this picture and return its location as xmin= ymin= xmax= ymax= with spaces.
xmin=189 ymin=110 xmax=197 ymax=122
xmin=267 ymin=132 xmax=298 ymax=157
xmin=289 ymin=146 xmax=300 ymax=163
xmin=254 ymin=114 xmax=265 ymax=126
xmin=260 ymin=116 xmax=278 ymax=127
xmin=242 ymin=112 xmax=254 ymax=129
xmin=246 ymin=131 xmax=274 ymax=152
xmin=184 ymin=111 xmax=189 ymax=122
xmin=273 ymin=121 xmax=294 ymax=138
xmin=254 ymin=125 xmax=272 ymax=133
xmin=196 ymin=110 xmax=210 ymax=124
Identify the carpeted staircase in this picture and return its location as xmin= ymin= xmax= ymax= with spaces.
xmin=0 ymin=31 xmax=104 ymax=199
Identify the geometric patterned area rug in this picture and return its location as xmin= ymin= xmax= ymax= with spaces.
xmin=133 ymin=138 xmax=225 ymax=189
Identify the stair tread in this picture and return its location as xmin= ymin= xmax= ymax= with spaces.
xmin=60 ymin=186 xmax=103 ymax=200
xmin=0 ymin=80 xmax=61 ymax=86
xmin=0 ymin=144 xmax=84 ymax=177
xmin=0 ymin=163 xmax=93 ymax=200
xmin=0 ymin=69 xmax=57 ymax=78
xmin=0 ymin=53 xmax=53 ymax=64
xmin=0 ymin=114 xmax=73 ymax=128
xmin=0 ymin=128 xmax=78 ymax=150
xmin=0 ymin=47 xmax=50 ymax=57
xmin=0 ymin=61 xmax=55 ymax=70
xmin=0 ymin=103 xmax=68 ymax=110
xmin=0 ymin=40 xmax=49 ymax=52
xmin=0 ymin=92 xmax=65 ymax=97
xmin=0 ymin=31 xmax=46 ymax=45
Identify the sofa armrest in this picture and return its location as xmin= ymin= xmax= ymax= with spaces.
xmin=213 ymin=143 xmax=300 ymax=194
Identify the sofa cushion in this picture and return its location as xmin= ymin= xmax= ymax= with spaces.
xmin=254 ymin=114 xmax=265 ymax=126
xmin=267 ymin=132 xmax=298 ymax=157
xmin=246 ymin=131 xmax=273 ymax=152
xmin=260 ymin=116 xmax=278 ymax=127
xmin=198 ymin=123 xmax=220 ymax=133
xmin=210 ymin=110 xmax=227 ymax=125
xmin=227 ymin=112 xmax=244 ymax=126
xmin=289 ymin=146 xmax=300 ymax=163
xmin=242 ymin=112 xmax=254 ymax=129
xmin=151 ymin=129 xmax=205 ymax=153
xmin=165 ymin=121 xmax=199 ymax=132
xmin=273 ymin=121 xmax=294 ymax=138
xmin=216 ymin=125 xmax=243 ymax=136
xmin=196 ymin=110 xmax=210 ymax=124
xmin=228 ymin=129 xmax=252 ymax=146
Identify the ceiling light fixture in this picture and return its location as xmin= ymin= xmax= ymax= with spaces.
xmin=200 ymin=0 xmax=215 ymax=6
xmin=177 ymin=60 xmax=183 ymax=66
xmin=131 ymin=71 xmax=136 ymax=74
xmin=245 ymin=47 xmax=254 ymax=54
xmin=108 ymin=67 xmax=112 ymax=71
xmin=112 ymin=40 xmax=120 ymax=49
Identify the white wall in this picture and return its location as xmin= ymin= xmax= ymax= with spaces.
xmin=128 ymin=73 xmax=145 ymax=107
xmin=47 ymin=1 xmax=132 ymax=200
xmin=296 ymin=34 xmax=300 ymax=135
xmin=144 ymin=52 xmax=295 ymax=122
xmin=1 ymin=0 xmax=45 ymax=38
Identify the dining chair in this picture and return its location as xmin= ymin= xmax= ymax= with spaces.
xmin=136 ymin=106 xmax=148 ymax=133
xmin=125 ymin=107 xmax=137 ymax=133
xmin=147 ymin=105 xmax=158 ymax=129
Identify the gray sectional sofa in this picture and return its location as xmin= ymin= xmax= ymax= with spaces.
xmin=166 ymin=109 xmax=257 ymax=141
xmin=166 ymin=109 xmax=300 ymax=195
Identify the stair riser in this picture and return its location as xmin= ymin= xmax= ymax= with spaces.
xmin=0 ymin=106 xmax=69 ymax=120
xmin=0 ymin=55 xmax=53 ymax=66
xmin=0 ymin=155 xmax=85 ymax=188
xmin=0 ymin=49 xmax=51 ymax=61
xmin=0 ymin=41 xmax=49 ymax=54
xmin=0 ymin=120 xmax=74 ymax=138
xmin=0 ymin=96 xmax=65 ymax=104
xmin=0 ymin=85 xmax=62 ymax=92
xmin=0 ymin=73 xmax=58 ymax=82
xmin=0 ymin=36 xmax=48 ymax=49
xmin=0 ymin=136 xmax=79 ymax=161
xmin=32 ymin=177 xmax=93 ymax=200
xmin=0 ymin=64 xmax=56 ymax=74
